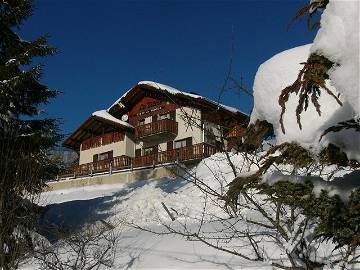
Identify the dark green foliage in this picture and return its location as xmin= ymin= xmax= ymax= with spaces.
xmin=279 ymin=53 xmax=342 ymax=133
xmin=226 ymin=143 xmax=314 ymax=209
xmin=0 ymin=0 xmax=57 ymax=118
xmin=263 ymin=180 xmax=360 ymax=251
xmin=227 ymin=139 xmax=360 ymax=256
xmin=288 ymin=0 xmax=329 ymax=31
xmin=319 ymin=143 xmax=350 ymax=167
xmin=320 ymin=118 xmax=360 ymax=141
xmin=260 ymin=180 xmax=314 ymax=209
xmin=261 ymin=142 xmax=314 ymax=170
xmin=0 ymin=0 xmax=61 ymax=268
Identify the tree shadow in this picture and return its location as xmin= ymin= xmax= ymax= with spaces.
xmin=37 ymin=176 xmax=188 ymax=242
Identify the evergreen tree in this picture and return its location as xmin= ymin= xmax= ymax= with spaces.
xmin=0 ymin=0 xmax=61 ymax=268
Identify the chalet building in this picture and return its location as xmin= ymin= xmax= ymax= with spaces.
xmin=63 ymin=81 xmax=248 ymax=177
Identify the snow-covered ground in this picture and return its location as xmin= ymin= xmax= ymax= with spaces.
xmin=20 ymin=154 xmax=274 ymax=269
xmin=19 ymin=152 xmax=357 ymax=269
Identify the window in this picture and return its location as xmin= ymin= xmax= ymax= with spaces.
xmin=93 ymin=151 xmax=113 ymax=162
xmin=143 ymin=145 xmax=158 ymax=155
xmin=159 ymin=110 xmax=176 ymax=120
xmin=174 ymin=140 xmax=186 ymax=149
xmin=159 ymin=113 xmax=170 ymax=120
xmin=138 ymin=119 xmax=145 ymax=126
xmin=204 ymin=129 xmax=216 ymax=145
xmin=98 ymin=151 xmax=113 ymax=161
xmin=174 ymin=137 xmax=192 ymax=149
xmin=143 ymin=147 xmax=153 ymax=156
xmin=167 ymin=141 xmax=173 ymax=151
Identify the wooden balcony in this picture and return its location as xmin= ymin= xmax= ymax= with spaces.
xmin=225 ymin=125 xmax=246 ymax=139
xmin=59 ymin=143 xmax=216 ymax=178
xmin=135 ymin=119 xmax=178 ymax=141
xmin=61 ymin=155 xmax=132 ymax=178
xmin=133 ymin=143 xmax=216 ymax=167
xmin=81 ymin=131 xmax=124 ymax=151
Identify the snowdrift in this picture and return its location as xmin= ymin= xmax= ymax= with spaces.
xmin=251 ymin=0 xmax=359 ymax=160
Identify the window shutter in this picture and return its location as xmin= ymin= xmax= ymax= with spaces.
xmin=152 ymin=145 xmax=159 ymax=154
xmin=186 ymin=137 xmax=193 ymax=147
xmin=170 ymin=110 xmax=176 ymax=120
xmin=167 ymin=141 xmax=173 ymax=151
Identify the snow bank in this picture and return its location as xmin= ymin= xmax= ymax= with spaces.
xmin=311 ymin=0 xmax=359 ymax=117
xmin=251 ymin=44 xmax=344 ymax=146
xmin=108 ymin=152 xmax=259 ymax=226
xmin=251 ymin=0 xmax=360 ymax=160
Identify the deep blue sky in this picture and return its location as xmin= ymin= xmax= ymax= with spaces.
xmin=20 ymin=0 xmax=316 ymax=136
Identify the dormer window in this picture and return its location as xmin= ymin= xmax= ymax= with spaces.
xmin=159 ymin=113 xmax=170 ymax=120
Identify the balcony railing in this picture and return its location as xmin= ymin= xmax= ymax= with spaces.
xmin=135 ymin=119 xmax=178 ymax=139
xmin=81 ymin=131 xmax=124 ymax=151
xmin=133 ymin=143 xmax=216 ymax=167
xmin=61 ymin=155 xmax=132 ymax=178
xmin=225 ymin=125 xmax=246 ymax=138
xmin=60 ymin=143 xmax=216 ymax=179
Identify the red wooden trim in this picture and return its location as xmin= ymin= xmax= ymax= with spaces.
xmin=127 ymin=96 xmax=178 ymax=126
xmin=81 ymin=131 xmax=125 ymax=151
xmin=135 ymin=119 xmax=178 ymax=139
xmin=60 ymin=143 xmax=216 ymax=178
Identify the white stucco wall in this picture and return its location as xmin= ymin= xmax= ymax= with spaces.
xmin=175 ymin=107 xmax=203 ymax=145
xmin=124 ymin=134 xmax=135 ymax=157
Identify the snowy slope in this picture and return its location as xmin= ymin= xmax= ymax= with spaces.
xmin=20 ymin=152 xmax=356 ymax=269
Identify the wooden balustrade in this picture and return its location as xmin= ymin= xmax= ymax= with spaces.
xmin=113 ymin=155 xmax=132 ymax=169
xmin=60 ymin=143 xmax=216 ymax=178
xmin=133 ymin=143 xmax=216 ymax=167
xmin=81 ymin=131 xmax=125 ymax=151
xmin=135 ymin=119 xmax=178 ymax=139
xmin=225 ymin=125 xmax=246 ymax=138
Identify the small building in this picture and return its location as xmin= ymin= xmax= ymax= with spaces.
xmin=63 ymin=81 xmax=248 ymax=177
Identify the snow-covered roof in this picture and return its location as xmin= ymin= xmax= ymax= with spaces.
xmin=92 ymin=110 xmax=133 ymax=129
xmin=108 ymin=81 xmax=248 ymax=116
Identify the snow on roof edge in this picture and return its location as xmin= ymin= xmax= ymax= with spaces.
xmin=107 ymin=81 xmax=248 ymax=116
xmin=92 ymin=110 xmax=134 ymax=128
